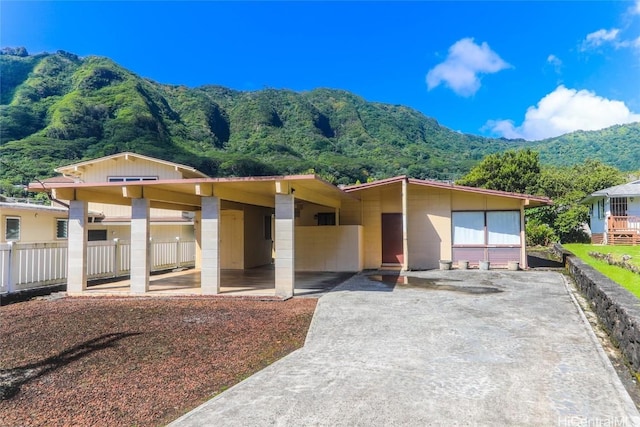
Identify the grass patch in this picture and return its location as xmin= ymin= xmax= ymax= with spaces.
xmin=563 ymin=244 xmax=640 ymax=299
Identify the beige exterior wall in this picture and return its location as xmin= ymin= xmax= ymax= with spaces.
xmin=88 ymin=224 xmax=194 ymax=241
xmin=65 ymin=157 xmax=188 ymax=219
xmin=296 ymin=202 xmax=337 ymax=226
xmin=406 ymin=186 xmax=452 ymax=270
xmin=295 ymin=225 xmax=363 ymax=271
xmin=87 ymin=204 xmax=181 ymax=219
xmin=340 ymin=198 xmax=361 ymax=225
xmin=1 ymin=207 xmax=68 ymax=243
xmin=351 ymin=183 xmax=529 ymax=270
xmin=451 ymin=192 xmax=522 ymax=211
xmin=242 ymin=205 xmax=274 ymax=269
xmin=77 ymin=157 xmax=184 ymax=183
xmin=356 ymin=183 xmax=403 ymax=269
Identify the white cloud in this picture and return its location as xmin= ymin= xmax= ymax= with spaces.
xmin=581 ymin=28 xmax=620 ymax=50
xmin=486 ymin=86 xmax=640 ymax=141
xmin=616 ymin=35 xmax=640 ymax=49
xmin=633 ymin=0 xmax=640 ymax=15
xmin=426 ymin=38 xmax=511 ymax=97
xmin=547 ymin=54 xmax=562 ymax=73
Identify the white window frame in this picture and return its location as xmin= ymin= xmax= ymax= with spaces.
xmin=610 ymin=197 xmax=628 ymax=217
xmin=487 ymin=211 xmax=521 ymax=245
xmin=452 ymin=210 xmax=521 ymax=247
xmin=56 ymin=218 xmax=68 ymax=239
xmin=5 ymin=216 xmax=20 ymax=241
xmin=452 ymin=212 xmax=485 ymax=245
xmin=597 ymin=200 xmax=605 ymax=220
xmin=107 ymin=176 xmax=158 ymax=182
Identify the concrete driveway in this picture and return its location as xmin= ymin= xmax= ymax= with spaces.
xmin=170 ymin=270 xmax=640 ymax=426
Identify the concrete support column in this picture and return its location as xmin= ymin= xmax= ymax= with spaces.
xmin=194 ymin=210 xmax=202 ymax=269
xmin=275 ymin=193 xmax=295 ymax=298
xmin=401 ymin=178 xmax=409 ymax=271
xmin=67 ymin=200 xmax=88 ymax=293
xmin=130 ymin=198 xmax=151 ymax=294
xmin=200 ymin=197 xmax=220 ymax=295
xmin=520 ymin=204 xmax=527 ymax=269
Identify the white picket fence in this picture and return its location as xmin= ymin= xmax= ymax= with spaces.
xmin=0 ymin=239 xmax=195 ymax=294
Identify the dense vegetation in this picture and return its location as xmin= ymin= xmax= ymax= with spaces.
xmin=1 ymin=49 xmax=639 ymax=199
xmin=457 ymin=150 xmax=628 ymax=243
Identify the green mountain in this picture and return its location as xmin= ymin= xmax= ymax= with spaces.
xmin=1 ymin=49 xmax=638 ymax=188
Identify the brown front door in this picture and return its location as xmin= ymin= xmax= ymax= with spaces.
xmin=382 ymin=213 xmax=404 ymax=264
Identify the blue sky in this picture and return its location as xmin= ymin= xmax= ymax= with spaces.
xmin=2 ymin=1 xmax=639 ymax=140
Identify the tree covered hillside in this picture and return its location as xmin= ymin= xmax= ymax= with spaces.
xmin=1 ymin=49 xmax=638 ymax=190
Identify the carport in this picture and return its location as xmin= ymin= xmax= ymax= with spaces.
xmin=80 ymin=267 xmax=353 ymax=297
xmin=42 ymin=175 xmax=358 ymax=298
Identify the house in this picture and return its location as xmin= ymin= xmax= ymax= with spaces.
xmin=0 ymin=199 xmax=69 ymax=243
xmin=28 ymin=152 xmax=551 ymax=298
xmin=582 ymin=180 xmax=640 ymax=245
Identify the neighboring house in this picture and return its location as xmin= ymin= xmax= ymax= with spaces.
xmin=29 ymin=152 xmax=551 ymax=298
xmin=0 ymin=200 xmax=69 ymax=243
xmin=582 ymin=180 xmax=640 ymax=245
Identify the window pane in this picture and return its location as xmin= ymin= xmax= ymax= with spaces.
xmin=487 ymin=211 xmax=520 ymax=245
xmin=452 ymin=212 xmax=485 ymax=245
xmin=317 ymin=212 xmax=336 ymax=226
xmin=611 ymin=197 xmax=628 ymax=217
xmin=56 ymin=219 xmax=68 ymax=238
xmin=6 ymin=217 xmax=20 ymax=241
xmin=88 ymin=230 xmax=108 ymax=241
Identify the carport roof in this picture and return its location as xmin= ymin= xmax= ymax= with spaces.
xmin=343 ymin=176 xmax=552 ymax=207
xmin=29 ymin=174 xmax=357 ymax=212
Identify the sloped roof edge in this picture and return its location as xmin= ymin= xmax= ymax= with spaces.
xmin=54 ymin=152 xmax=210 ymax=178
xmin=344 ymin=176 xmax=551 ymax=205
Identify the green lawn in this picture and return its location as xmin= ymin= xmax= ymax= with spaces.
xmin=563 ymin=244 xmax=640 ymax=299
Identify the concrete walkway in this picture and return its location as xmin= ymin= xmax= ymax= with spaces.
xmin=170 ymin=270 xmax=640 ymax=426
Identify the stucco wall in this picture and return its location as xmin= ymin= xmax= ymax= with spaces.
xmin=295 ymin=225 xmax=362 ymax=271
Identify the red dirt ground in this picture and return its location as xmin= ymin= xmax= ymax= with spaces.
xmin=0 ymin=296 xmax=317 ymax=427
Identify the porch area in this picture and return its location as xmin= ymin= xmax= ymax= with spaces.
xmin=81 ymin=267 xmax=354 ymax=298
xmin=607 ymin=215 xmax=640 ymax=245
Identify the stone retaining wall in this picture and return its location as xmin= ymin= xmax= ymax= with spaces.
xmin=555 ymin=244 xmax=640 ymax=371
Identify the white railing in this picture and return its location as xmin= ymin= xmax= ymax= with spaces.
xmin=0 ymin=239 xmax=195 ymax=294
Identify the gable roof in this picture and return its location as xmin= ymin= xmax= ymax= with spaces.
xmin=55 ymin=152 xmax=209 ymax=179
xmin=343 ymin=176 xmax=551 ymax=207
xmin=582 ymin=180 xmax=640 ymax=203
